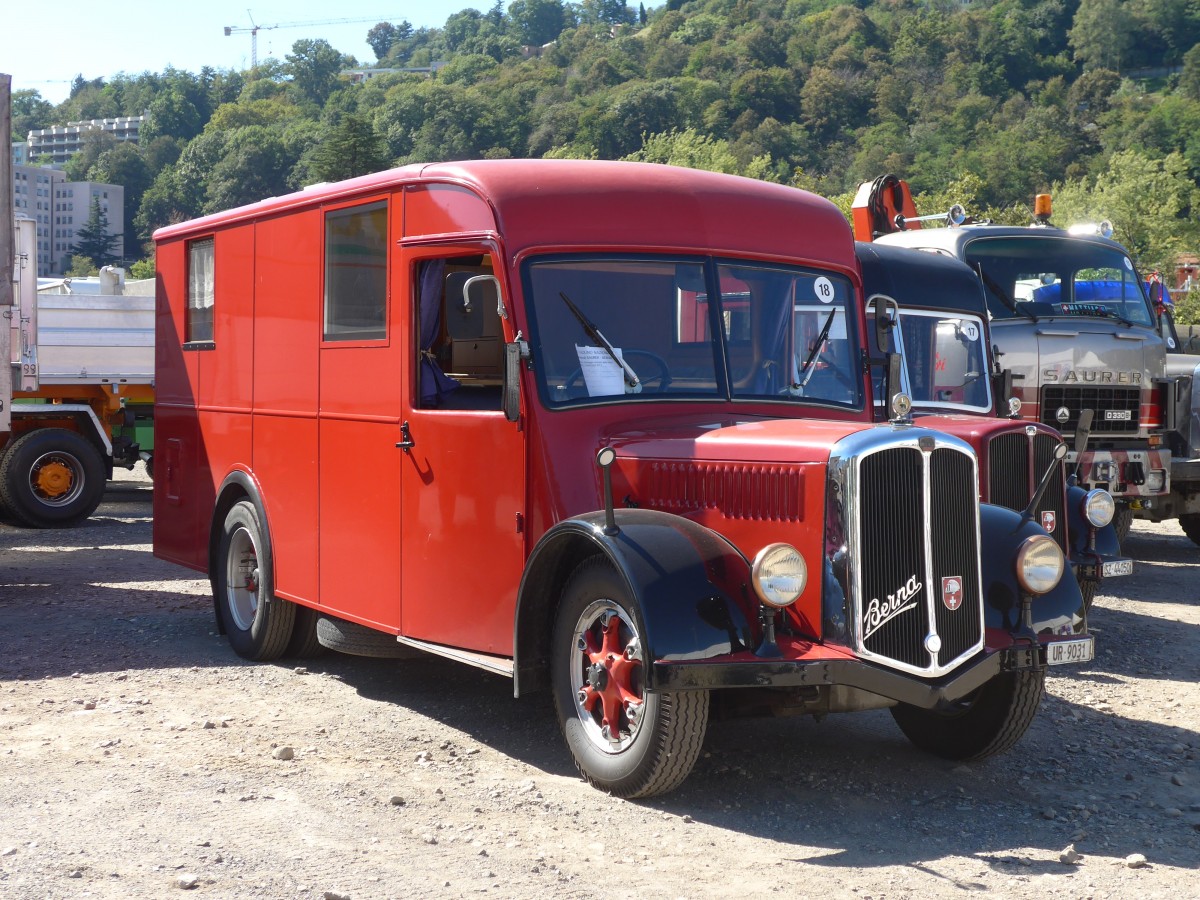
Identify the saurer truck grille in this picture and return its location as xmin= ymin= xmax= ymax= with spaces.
xmin=1041 ymin=386 xmax=1140 ymax=436
xmin=988 ymin=431 xmax=1068 ymax=554
xmin=854 ymin=443 xmax=983 ymax=675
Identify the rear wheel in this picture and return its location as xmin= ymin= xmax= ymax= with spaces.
xmin=215 ymin=500 xmax=295 ymax=660
xmin=285 ymin=604 xmax=327 ymax=658
xmin=0 ymin=428 xmax=106 ymax=528
xmin=890 ymin=669 xmax=1044 ymax=761
xmin=1179 ymin=514 xmax=1200 ymax=548
xmin=552 ymin=557 xmax=708 ymax=798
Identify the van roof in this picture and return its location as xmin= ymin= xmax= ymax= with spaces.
xmin=154 ymin=159 xmax=856 ymax=272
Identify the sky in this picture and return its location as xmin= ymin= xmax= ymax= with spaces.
xmin=1 ymin=1 xmax=489 ymax=106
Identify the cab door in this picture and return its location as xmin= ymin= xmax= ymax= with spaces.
xmin=398 ymin=245 xmax=527 ymax=656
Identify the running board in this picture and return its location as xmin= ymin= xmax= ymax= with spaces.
xmin=395 ymin=636 xmax=514 ymax=678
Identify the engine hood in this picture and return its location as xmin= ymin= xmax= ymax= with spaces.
xmin=606 ymin=417 xmax=875 ymax=466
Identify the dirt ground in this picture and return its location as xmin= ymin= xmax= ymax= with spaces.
xmin=1 ymin=467 xmax=1198 ymax=899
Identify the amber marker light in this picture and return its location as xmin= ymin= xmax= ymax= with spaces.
xmin=1034 ymin=194 xmax=1052 ymax=220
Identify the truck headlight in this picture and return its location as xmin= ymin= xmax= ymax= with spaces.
xmin=1016 ymin=534 xmax=1065 ymax=595
xmin=1083 ymin=489 xmax=1115 ymax=528
xmin=751 ymin=543 xmax=807 ymax=608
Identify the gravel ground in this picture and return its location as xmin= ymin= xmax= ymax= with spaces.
xmin=1 ymin=467 xmax=1198 ymax=899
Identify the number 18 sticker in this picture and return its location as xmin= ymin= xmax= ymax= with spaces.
xmin=814 ymin=277 xmax=835 ymax=303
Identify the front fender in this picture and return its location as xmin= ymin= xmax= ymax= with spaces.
xmin=979 ymin=503 xmax=1086 ymax=637
xmin=1066 ymin=483 xmax=1122 ymax=558
xmin=513 ymin=509 xmax=758 ymax=696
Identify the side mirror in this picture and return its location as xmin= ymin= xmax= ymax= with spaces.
xmin=866 ymin=293 xmax=899 ymax=355
xmin=503 ymin=339 xmax=527 ymax=423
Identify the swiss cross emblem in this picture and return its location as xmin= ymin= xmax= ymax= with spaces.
xmin=942 ymin=576 xmax=963 ymax=611
xmin=1041 ymin=510 xmax=1057 ymax=533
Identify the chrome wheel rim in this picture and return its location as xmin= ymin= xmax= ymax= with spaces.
xmin=225 ymin=525 xmax=260 ymax=632
xmin=569 ymin=599 xmax=644 ymax=755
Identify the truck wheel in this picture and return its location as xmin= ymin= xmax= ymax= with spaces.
xmin=285 ymin=605 xmax=327 ymax=658
xmin=0 ymin=428 xmax=106 ymax=528
xmin=1113 ymin=503 xmax=1132 ymax=545
xmin=1079 ymin=579 xmax=1097 ymax=613
xmin=551 ymin=557 xmax=708 ymax=798
xmin=1178 ymin=514 xmax=1200 ymax=547
xmin=890 ymin=669 xmax=1044 ymax=761
xmin=315 ymin=615 xmax=421 ymax=658
xmin=215 ymin=500 xmax=295 ymax=661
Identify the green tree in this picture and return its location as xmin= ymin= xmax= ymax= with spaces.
xmin=66 ymin=255 xmax=98 ymax=277
xmin=1069 ymin=0 xmax=1135 ymax=71
xmin=11 ymin=89 xmax=54 ymax=137
xmin=1051 ymin=149 xmax=1200 ymax=275
xmin=367 ymin=22 xmax=399 ymax=60
xmin=88 ymin=143 xmax=153 ymax=259
xmin=509 ymin=0 xmax=566 ymax=45
xmin=307 ymin=114 xmax=392 ymax=182
xmin=286 ymin=39 xmax=351 ymax=107
xmin=70 ymin=198 xmax=122 ymax=266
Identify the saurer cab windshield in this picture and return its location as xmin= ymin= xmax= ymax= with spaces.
xmin=524 ymin=255 xmax=862 ymax=409
xmin=965 ymin=237 xmax=1155 ymax=327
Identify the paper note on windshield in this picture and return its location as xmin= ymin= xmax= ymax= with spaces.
xmin=576 ymin=345 xmax=625 ymax=396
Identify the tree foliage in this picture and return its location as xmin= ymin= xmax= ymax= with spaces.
xmin=70 ymin=198 xmax=121 ymax=266
xmin=13 ymin=0 xmax=1199 ymax=280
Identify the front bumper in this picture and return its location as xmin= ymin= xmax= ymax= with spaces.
xmin=653 ymin=639 xmax=1086 ymax=708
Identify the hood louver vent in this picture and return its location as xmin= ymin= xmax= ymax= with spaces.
xmin=645 ymin=462 xmax=804 ymax=522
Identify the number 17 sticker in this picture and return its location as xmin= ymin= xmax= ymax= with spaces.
xmin=814 ymin=277 xmax=834 ymax=303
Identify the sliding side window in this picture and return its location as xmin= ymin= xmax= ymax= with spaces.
xmin=324 ymin=201 xmax=388 ymax=342
xmin=186 ymin=238 xmax=214 ymax=344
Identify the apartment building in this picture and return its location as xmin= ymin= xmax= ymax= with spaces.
xmin=26 ymin=115 xmax=144 ymax=166
xmin=12 ymin=164 xmax=123 ymax=276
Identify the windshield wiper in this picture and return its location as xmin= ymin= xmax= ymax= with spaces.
xmin=794 ymin=309 xmax=838 ymax=391
xmin=974 ymin=263 xmax=1038 ymax=323
xmin=558 ymin=291 xmax=642 ymax=392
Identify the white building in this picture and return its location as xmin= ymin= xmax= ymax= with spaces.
xmin=26 ymin=115 xmax=145 ymax=165
xmin=12 ymin=164 xmax=124 ymax=277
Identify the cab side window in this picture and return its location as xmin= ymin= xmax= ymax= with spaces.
xmin=186 ymin=237 xmax=215 ymax=345
xmin=415 ymin=253 xmax=504 ymax=410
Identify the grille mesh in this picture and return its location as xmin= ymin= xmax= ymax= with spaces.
xmin=855 ymin=443 xmax=984 ymax=674
xmin=1041 ymin=386 xmax=1140 ymax=436
xmin=986 ymin=431 xmax=1068 ymax=553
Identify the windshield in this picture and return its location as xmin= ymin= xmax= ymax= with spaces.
xmin=524 ymin=255 xmax=862 ymax=409
xmin=872 ymin=309 xmax=992 ymax=413
xmin=964 ymin=236 xmax=1155 ymax=327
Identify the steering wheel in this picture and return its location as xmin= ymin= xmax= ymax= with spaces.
xmin=564 ymin=349 xmax=672 ymax=396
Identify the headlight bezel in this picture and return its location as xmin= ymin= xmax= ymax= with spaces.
xmin=1015 ymin=533 xmax=1065 ymax=595
xmin=751 ymin=543 xmax=808 ymax=609
xmin=1083 ymin=488 xmax=1116 ymax=529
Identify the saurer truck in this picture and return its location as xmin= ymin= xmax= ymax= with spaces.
xmin=153 ymin=160 xmax=1092 ymax=797
xmin=856 ymin=241 xmax=1129 ymax=608
xmin=853 ymin=176 xmax=1181 ymax=544
xmin=2 ymin=215 xmax=154 ymax=527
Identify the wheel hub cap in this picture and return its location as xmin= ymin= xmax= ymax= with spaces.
xmin=572 ymin=604 xmax=644 ymax=754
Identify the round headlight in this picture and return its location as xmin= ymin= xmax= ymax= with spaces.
xmin=752 ymin=543 xmax=807 ymax=608
xmin=1015 ymin=534 xmax=1065 ymax=595
xmin=1083 ymin=489 xmax=1115 ymax=528
xmin=1007 ymin=396 xmax=1022 ymax=417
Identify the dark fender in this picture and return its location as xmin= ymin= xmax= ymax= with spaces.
xmin=513 ymin=509 xmax=758 ymax=697
xmin=208 ymin=470 xmax=274 ymax=636
xmin=1065 ymin=483 xmax=1122 ymax=561
xmin=979 ymin=503 xmax=1086 ymax=636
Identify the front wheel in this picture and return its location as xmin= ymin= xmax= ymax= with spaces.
xmin=215 ymin=500 xmax=295 ymax=661
xmin=1178 ymin=513 xmax=1200 ymax=548
xmin=0 ymin=428 xmax=107 ymax=528
xmin=552 ymin=557 xmax=708 ymax=798
xmin=890 ymin=669 xmax=1044 ymax=761
xmin=1113 ymin=502 xmax=1133 ymax=546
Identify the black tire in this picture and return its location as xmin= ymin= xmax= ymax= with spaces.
xmin=890 ymin=669 xmax=1044 ymax=761
xmin=1179 ymin=514 xmax=1200 ymax=548
xmin=316 ymin=615 xmax=423 ymax=658
xmin=143 ymin=454 xmax=154 ymax=482
xmin=214 ymin=500 xmax=295 ymax=661
xmin=0 ymin=428 xmax=107 ymax=528
xmin=1113 ymin=503 xmax=1133 ymax=546
xmin=551 ymin=556 xmax=708 ymax=798
xmin=1079 ymin=579 xmax=1098 ymax=614
xmin=285 ymin=604 xmax=328 ymax=658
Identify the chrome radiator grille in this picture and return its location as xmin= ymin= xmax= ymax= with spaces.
xmin=987 ymin=430 xmax=1067 ymax=553
xmin=844 ymin=433 xmax=984 ymax=677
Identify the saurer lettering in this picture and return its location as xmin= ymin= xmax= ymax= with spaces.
xmin=1042 ymin=369 xmax=1142 ymax=385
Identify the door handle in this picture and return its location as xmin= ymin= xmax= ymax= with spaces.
xmin=396 ymin=420 xmax=415 ymax=452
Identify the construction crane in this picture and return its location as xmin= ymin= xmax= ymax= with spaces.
xmin=223 ymin=13 xmax=396 ymax=68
